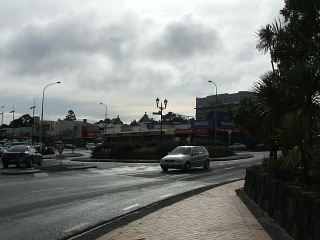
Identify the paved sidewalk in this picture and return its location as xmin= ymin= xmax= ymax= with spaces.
xmin=97 ymin=181 xmax=272 ymax=240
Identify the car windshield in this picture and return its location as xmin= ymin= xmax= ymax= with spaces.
xmin=8 ymin=145 xmax=28 ymax=152
xmin=170 ymin=147 xmax=191 ymax=155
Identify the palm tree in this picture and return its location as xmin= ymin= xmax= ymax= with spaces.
xmin=253 ymin=71 xmax=288 ymax=159
xmin=256 ymin=20 xmax=284 ymax=74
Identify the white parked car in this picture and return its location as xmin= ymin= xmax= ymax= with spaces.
xmin=229 ymin=143 xmax=246 ymax=150
xmin=86 ymin=143 xmax=96 ymax=150
xmin=160 ymin=146 xmax=210 ymax=172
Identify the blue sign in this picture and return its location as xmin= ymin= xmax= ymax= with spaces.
xmin=193 ymin=111 xmax=235 ymax=128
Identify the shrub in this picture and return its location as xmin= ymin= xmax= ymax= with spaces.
xmin=131 ymin=147 xmax=160 ymax=159
xmin=109 ymin=142 xmax=136 ymax=158
xmin=205 ymin=145 xmax=234 ymax=158
xmin=194 ymin=140 xmax=227 ymax=147
xmin=91 ymin=143 xmax=113 ymax=158
xmin=157 ymin=141 xmax=178 ymax=158
xmin=262 ymin=156 xmax=296 ymax=181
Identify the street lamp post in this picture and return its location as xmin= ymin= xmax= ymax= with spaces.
xmin=208 ymin=80 xmax=218 ymax=142
xmin=0 ymin=106 xmax=4 ymax=139
xmin=10 ymin=105 xmax=15 ymax=142
xmin=0 ymin=106 xmax=4 ymax=126
xmin=40 ymin=82 xmax=61 ymax=149
xmin=100 ymin=103 xmax=107 ymax=143
xmin=30 ymin=105 xmax=36 ymax=145
xmin=156 ymin=97 xmax=168 ymax=138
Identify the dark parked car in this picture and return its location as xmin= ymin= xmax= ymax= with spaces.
xmin=160 ymin=146 xmax=210 ymax=172
xmin=1 ymin=145 xmax=42 ymax=168
xmin=0 ymin=147 xmax=7 ymax=157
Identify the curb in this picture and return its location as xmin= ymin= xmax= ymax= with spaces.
xmin=71 ymin=154 xmax=254 ymax=164
xmin=66 ymin=178 xmax=244 ymax=240
xmin=1 ymin=168 xmax=42 ymax=175
xmin=212 ymin=153 xmax=254 ymax=161
xmin=71 ymin=158 xmax=159 ymax=163
xmin=38 ymin=164 xmax=97 ymax=171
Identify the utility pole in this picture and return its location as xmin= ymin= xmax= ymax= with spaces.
xmin=208 ymin=80 xmax=218 ymax=142
xmin=10 ymin=104 xmax=15 ymax=143
xmin=30 ymin=104 xmax=36 ymax=145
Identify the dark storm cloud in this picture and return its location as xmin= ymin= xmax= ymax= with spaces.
xmin=150 ymin=17 xmax=222 ymax=60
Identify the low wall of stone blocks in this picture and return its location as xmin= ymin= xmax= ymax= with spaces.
xmin=244 ymin=167 xmax=320 ymax=240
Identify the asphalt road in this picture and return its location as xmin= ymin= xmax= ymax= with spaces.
xmin=0 ymin=151 xmax=268 ymax=240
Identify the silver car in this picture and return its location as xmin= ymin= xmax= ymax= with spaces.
xmin=160 ymin=146 xmax=210 ymax=172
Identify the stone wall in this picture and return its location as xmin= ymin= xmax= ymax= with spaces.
xmin=244 ymin=167 xmax=320 ymax=240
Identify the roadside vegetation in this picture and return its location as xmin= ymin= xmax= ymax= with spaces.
xmin=234 ymin=0 xmax=320 ymax=188
xmin=91 ymin=140 xmax=234 ymax=160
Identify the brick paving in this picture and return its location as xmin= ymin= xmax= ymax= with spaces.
xmin=97 ymin=181 xmax=271 ymax=240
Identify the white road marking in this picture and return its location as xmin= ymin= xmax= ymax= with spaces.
xmin=0 ymin=177 xmax=25 ymax=182
xmin=31 ymin=188 xmax=64 ymax=193
xmin=193 ymin=185 xmax=205 ymax=189
xmin=63 ymin=223 xmax=88 ymax=233
xmin=160 ymin=194 xmax=172 ymax=199
xmin=123 ymin=204 xmax=140 ymax=211
xmin=34 ymin=173 xmax=49 ymax=178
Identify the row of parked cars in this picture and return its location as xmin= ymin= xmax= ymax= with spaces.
xmin=0 ymin=144 xmax=43 ymax=169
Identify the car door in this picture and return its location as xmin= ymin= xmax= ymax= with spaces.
xmin=198 ymin=147 xmax=207 ymax=166
xmin=190 ymin=148 xmax=199 ymax=167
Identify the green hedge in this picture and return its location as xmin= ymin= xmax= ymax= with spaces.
xmin=205 ymin=145 xmax=235 ymax=158
xmin=91 ymin=141 xmax=234 ymax=159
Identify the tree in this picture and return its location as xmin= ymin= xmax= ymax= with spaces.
xmin=233 ymin=97 xmax=261 ymax=140
xmin=64 ymin=110 xmax=76 ymax=121
xmin=255 ymin=0 xmax=320 ymax=183
xmin=10 ymin=114 xmax=33 ymax=127
xmin=162 ymin=112 xmax=190 ymax=124
xmin=256 ymin=21 xmax=283 ymax=73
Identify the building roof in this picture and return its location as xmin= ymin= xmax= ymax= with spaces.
xmin=130 ymin=119 xmax=139 ymax=126
xmin=139 ymin=112 xmax=151 ymax=123
xmin=111 ymin=115 xmax=123 ymax=124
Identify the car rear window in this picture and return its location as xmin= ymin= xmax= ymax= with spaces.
xmin=8 ymin=145 xmax=28 ymax=152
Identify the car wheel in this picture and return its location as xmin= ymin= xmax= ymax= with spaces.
xmin=27 ymin=158 xmax=33 ymax=168
xmin=184 ymin=162 xmax=191 ymax=172
xmin=203 ymin=159 xmax=210 ymax=170
xmin=161 ymin=166 xmax=168 ymax=172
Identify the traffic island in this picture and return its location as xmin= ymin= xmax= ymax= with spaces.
xmin=71 ymin=153 xmax=254 ymax=163
xmin=1 ymin=168 xmax=42 ymax=175
xmin=38 ymin=164 xmax=97 ymax=171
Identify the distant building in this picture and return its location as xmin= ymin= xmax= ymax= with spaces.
xmin=196 ymin=91 xmax=256 ymax=120
xmin=191 ymin=91 xmax=257 ymax=144
xmin=54 ymin=119 xmax=99 ymax=140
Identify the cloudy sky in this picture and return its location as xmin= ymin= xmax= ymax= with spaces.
xmin=0 ymin=0 xmax=284 ymax=124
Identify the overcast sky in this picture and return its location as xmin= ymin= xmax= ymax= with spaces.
xmin=0 ymin=0 xmax=284 ymax=125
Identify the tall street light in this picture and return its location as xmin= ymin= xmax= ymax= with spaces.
xmin=208 ymin=80 xmax=217 ymax=142
xmin=0 ymin=105 xmax=4 ymax=139
xmin=100 ymin=103 xmax=107 ymax=142
xmin=0 ymin=105 xmax=4 ymax=126
xmin=10 ymin=105 xmax=15 ymax=142
xmin=156 ymin=97 xmax=168 ymax=138
xmin=30 ymin=105 xmax=36 ymax=145
xmin=40 ymin=82 xmax=61 ymax=148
